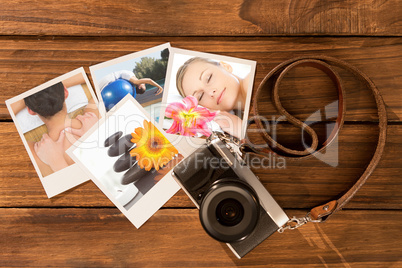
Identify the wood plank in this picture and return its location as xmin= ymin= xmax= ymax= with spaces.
xmin=0 ymin=37 xmax=401 ymax=121
xmin=0 ymin=0 xmax=401 ymax=36
xmin=1 ymin=208 xmax=401 ymax=267
xmin=1 ymin=122 xmax=401 ymax=209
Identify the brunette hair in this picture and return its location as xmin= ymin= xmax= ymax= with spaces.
xmin=24 ymin=82 xmax=66 ymax=118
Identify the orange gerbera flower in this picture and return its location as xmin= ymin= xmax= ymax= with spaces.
xmin=130 ymin=120 xmax=178 ymax=171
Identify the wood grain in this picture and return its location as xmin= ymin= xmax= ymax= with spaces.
xmin=1 ymin=208 xmax=401 ymax=267
xmin=0 ymin=0 xmax=401 ymax=36
xmin=1 ymin=122 xmax=401 ymax=209
xmin=0 ymin=37 xmax=401 ymax=121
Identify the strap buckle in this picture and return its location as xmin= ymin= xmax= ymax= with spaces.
xmin=210 ymin=132 xmax=244 ymax=161
xmin=278 ymin=213 xmax=322 ymax=233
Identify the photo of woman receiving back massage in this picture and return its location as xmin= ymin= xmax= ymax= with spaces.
xmin=171 ymin=55 xmax=254 ymax=139
xmin=10 ymin=74 xmax=100 ymax=177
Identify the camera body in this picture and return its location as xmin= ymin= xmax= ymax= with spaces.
xmin=172 ymin=135 xmax=288 ymax=258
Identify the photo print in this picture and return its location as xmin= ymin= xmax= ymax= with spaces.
xmin=67 ymin=95 xmax=184 ymax=228
xmin=90 ymin=43 xmax=170 ymax=122
xmin=161 ymin=48 xmax=256 ymax=142
xmin=5 ymin=68 xmax=101 ymax=197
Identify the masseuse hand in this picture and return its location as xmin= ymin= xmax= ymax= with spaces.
xmin=67 ymin=112 xmax=98 ymax=137
xmin=34 ymin=131 xmax=68 ymax=172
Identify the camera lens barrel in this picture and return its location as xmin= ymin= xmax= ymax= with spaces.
xmin=199 ymin=179 xmax=259 ymax=243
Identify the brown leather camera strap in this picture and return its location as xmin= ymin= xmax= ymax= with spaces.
xmin=240 ymin=55 xmax=388 ymax=223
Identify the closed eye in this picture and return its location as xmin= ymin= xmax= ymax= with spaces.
xmin=207 ymin=74 xmax=212 ymax=83
xmin=198 ymin=92 xmax=204 ymax=101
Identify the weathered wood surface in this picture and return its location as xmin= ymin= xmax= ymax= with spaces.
xmin=0 ymin=37 xmax=401 ymax=121
xmin=0 ymin=0 xmax=401 ymax=36
xmin=1 ymin=208 xmax=401 ymax=267
xmin=1 ymin=123 xmax=401 ymax=210
xmin=1 ymin=0 xmax=401 ymax=266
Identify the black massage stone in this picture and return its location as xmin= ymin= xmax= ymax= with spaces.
xmin=134 ymin=170 xmax=158 ymax=195
xmin=108 ymin=134 xmax=135 ymax=157
xmin=113 ymin=150 xmax=137 ymax=173
xmin=121 ymin=164 xmax=157 ymax=185
xmin=104 ymin=131 xmax=123 ymax=147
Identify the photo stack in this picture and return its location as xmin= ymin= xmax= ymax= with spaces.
xmin=6 ymin=43 xmax=256 ymax=228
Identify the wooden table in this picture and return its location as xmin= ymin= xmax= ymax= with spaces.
xmin=1 ymin=1 xmax=401 ymax=267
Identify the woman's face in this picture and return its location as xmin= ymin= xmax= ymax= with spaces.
xmin=181 ymin=61 xmax=241 ymax=111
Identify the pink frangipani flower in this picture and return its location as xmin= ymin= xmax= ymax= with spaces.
xmin=165 ymin=95 xmax=218 ymax=137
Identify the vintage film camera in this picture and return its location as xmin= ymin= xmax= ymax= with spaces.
xmin=172 ymin=133 xmax=289 ymax=258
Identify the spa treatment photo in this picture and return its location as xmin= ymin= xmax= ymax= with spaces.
xmin=162 ymin=48 xmax=256 ymax=140
xmin=6 ymin=68 xmax=101 ymax=197
xmin=67 ymin=95 xmax=183 ymax=228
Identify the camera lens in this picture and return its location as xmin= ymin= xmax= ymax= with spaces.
xmin=216 ymin=198 xmax=244 ymax=226
xmin=199 ymin=178 xmax=259 ymax=243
